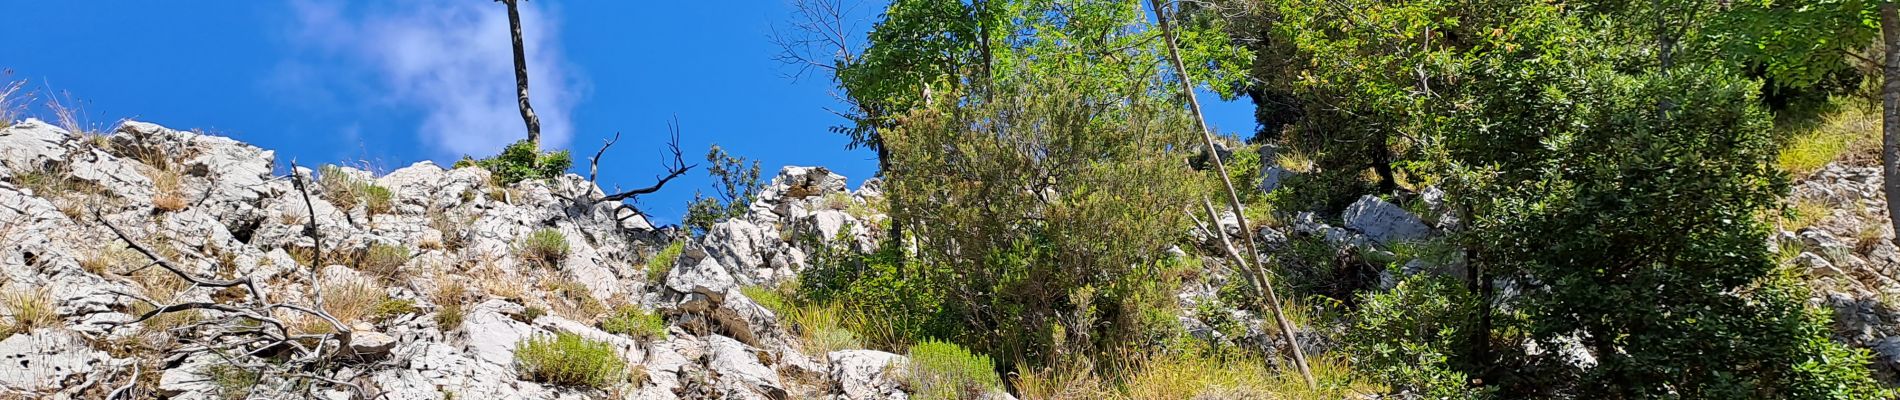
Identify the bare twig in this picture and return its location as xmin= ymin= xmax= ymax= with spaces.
xmin=770 ymin=0 xmax=867 ymax=81
xmin=589 ymin=132 xmax=621 ymax=182
xmin=600 ymin=118 xmax=698 ymax=202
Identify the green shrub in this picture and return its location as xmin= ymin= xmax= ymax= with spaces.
xmin=359 ymin=243 xmax=411 ymax=277
xmin=515 ymin=332 xmax=627 ymax=388
xmin=885 ymin=75 xmax=1208 ymax=366
xmin=363 ymin=184 xmax=394 ymax=215
xmin=522 ymin=305 xmax=546 ymax=321
xmin=646 ymin=241 xmax=684 ymax=282
xmin=372 ymin=298 xmax=418 ymax=321
xmin=466 ymin=139 xmax=571 ymax=185
xmin=600 ymin=306 xmax=668 ymax=341
xmin=905 ymin=340 xmax=1002 ymax=400
xmin=520 ymin=228 xmax=570 ymax=267
xmin=1346 ymin=275 xmax=1488 ymax=399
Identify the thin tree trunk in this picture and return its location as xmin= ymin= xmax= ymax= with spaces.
xmin=1149 ymin=0 xmax=1315 ymax=388
xmin=502 ymin=0 xmax=542 ymax=147
xmin=1884 ymin=4 xmax=1900 ymax=246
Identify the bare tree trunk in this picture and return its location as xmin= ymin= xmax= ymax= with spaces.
xmin=1149 ymin=0 xmax=1315 ymax=388
xmin=501 ymin=0 xmax=542 ymax=147
xmin=1884 ymin=4 xmax=1900 ymax=246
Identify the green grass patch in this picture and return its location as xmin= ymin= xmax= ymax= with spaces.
xmin=601 ymin=306 xmax=668 ymax=341
xmin=646 ymin=240 xmax=684 ymax=282
xmin=515 ymin=332 xmax=627 ymax=388
xmin=1778 ymin=101 xmax=1878 ymax=177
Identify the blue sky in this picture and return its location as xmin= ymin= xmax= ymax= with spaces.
xmin=0 ymin=1 xmax=1257 ymax=224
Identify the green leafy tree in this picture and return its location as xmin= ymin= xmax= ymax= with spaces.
xmin=682 ymin=145 xmax=763 ymax=237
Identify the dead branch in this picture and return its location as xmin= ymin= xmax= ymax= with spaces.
xmin=600 ymin=118 xmax=697 ymax=202
xmin=1151 ymin=0 xmax=1315 ymax=387
xmin=589 ymin=131 xmax=621 ymax=182
xmin=92 ymin=167 xmax=370 ymax=396
xmin=770 ymin=0 xmax=866 ymax=81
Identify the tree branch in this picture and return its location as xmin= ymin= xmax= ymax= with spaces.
xmin=589 ymin=132 xmax=621 ymax=183
xmin=601 ymin=118 xmax=698 ymax=202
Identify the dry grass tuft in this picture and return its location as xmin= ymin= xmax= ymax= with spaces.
xmin=542 ymin=277 xmax=607 ymax=321
xmin=147 ymin=161 xmax=188 ymax=212
xmin=294 ymin=278 xmax=383 ymax=334
xmin=2 ymin=287 xmax=57 ymax=335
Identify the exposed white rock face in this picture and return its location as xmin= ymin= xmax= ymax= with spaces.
xmin=1341 ymin=195 xmax=1431 ymax=246
xmin=0 ymin=119 xmax=981 ymax=399
xmin=828 ymin=350 xmax=908 ymax=400
xmin=0 ymin=119 xmax=73 ymax=178
xmin=0 ymin=330 xmax=111 ymax=395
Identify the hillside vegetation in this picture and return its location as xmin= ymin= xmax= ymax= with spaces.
xmin=4 ymin=0 xmax=1900 ymax=399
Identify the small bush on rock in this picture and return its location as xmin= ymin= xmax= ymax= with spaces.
xmin=515 ymin=332 xmax=627 ymax=388
xmin=905 ymin=340 xmax=1001 ymax=400
xmin=601 ymin=306 xmax=668 ymax=341
xmin=363 ymin=184 xmax=394 ymax=215
xmin=461 ymin=139 xmax=571 ymax=185
xmin=317 ymin=164 xmax=394 ymax=215
xmin=520 ymin=228 xmax=570 ymax=267
xmin=372 ymin=298 xmax=418 ymax=322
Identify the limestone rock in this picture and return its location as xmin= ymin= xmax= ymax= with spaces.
xmin=828 ymin=350 xmax=908 ymax=400
xmin=1341 ymin=195 xmax=1431 ymax=246
xmin=0 ymin=330 xmax=107 ymax=394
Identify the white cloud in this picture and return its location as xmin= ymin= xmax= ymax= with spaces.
xmin=282 ymin=0 xmax=578 ymax=157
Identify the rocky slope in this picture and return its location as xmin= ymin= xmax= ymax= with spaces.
xmin=4 ymin=115 xmax=1891 ymax=399
xmin=0 ymin=118 xmax=946 ymax=399
xmin=1783 ymin=162 xmax=1900 ymax=382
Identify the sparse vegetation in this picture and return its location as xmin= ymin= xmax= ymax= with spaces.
xmin=645 ymin=240 xmax=684 ymax=282
xmin=542 ymin=278 xmax=606 ymax=320
xmin=299 ymin=279 xmax=382 ymax=334
xmin=359 ymin=243 xmax=411 ymax=278
xmin=460 ymin=139 xmax=571 ymax=185
xmin=206 ymin=363 xmax=261 ymax=400
xmin=372 ymin=298 xmax=418 ymax=322
xmin=432 ymin=278 xmax=469 ymax=332
xmin=520 ymin=228 xmax=570 ymax=267
xmin=600 ymin=306 xmax=668 ymax=341
xmin=515 ymin=332 xmax=627 ymax=388
xmin=149 ymin=163 xmax=187 ymax=212
xmin=317 ymin=164 xmax=394 ymax=215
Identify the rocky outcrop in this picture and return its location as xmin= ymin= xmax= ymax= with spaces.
xmin=0 ymin=118 xmax=912 ymax=399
